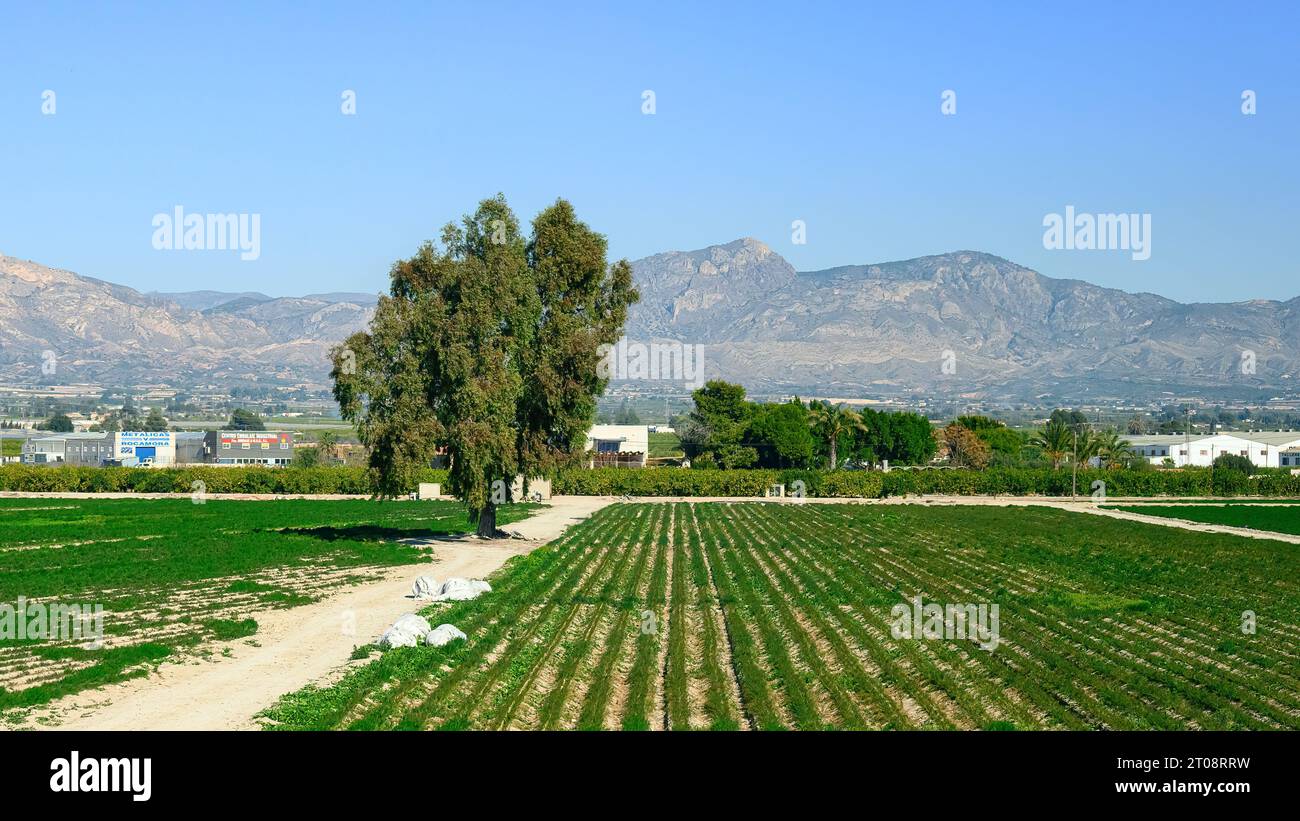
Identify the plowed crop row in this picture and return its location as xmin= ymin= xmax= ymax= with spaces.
xmin=264 ymin=502 xmax=1300 ymax=730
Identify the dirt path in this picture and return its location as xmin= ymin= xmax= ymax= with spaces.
xmin=25 ymin=496 xmax=613 ymax=731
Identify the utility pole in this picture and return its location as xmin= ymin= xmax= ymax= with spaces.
xmin=1071 ymin=430 xmax=1078 ymax=499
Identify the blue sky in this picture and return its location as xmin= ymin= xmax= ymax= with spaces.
xmin=1 ymin=1 xmax=1296 ymax=303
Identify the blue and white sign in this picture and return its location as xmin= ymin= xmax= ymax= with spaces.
xmin=118 ymin=432 xmax=173 ymax=447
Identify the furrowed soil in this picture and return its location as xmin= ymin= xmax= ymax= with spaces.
xmin=263 ymin=501 xmax=1300 ymax=730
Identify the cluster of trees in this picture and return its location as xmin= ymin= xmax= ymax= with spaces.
xmin=36 ymin=413 xmax=74 ymax=432
xmin=291 ymin=431 xmax=341 ymax=468
xmin=1030 ymin=414 xmax=1134 ymax=470
xmin=31 ymin=406 xmax=263 ymax=434
xmin=678 ymin=381 xmax=937 ymax=469
xmin=597 ymin=398 xmax=642 ymax=425
xmin=226 ymin=408 xmax=267 ymax=431
xmin=933 ymin=411 xmax=1139 ymax=471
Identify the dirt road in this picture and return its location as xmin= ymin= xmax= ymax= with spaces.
xmin=27 ymin=496 xmax=612 ymax=731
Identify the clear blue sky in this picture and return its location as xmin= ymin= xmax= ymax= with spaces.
xmin=1 ymin=1 xmax=1296 ymax=303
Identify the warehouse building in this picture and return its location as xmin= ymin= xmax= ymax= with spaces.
xmin=1123 ymin=431 xmax=1300 ymax=468
xmin=63 ymin=432 xmax=114 ymax=465
xmin=206 ymin=430 xmax=295 ymax=466
xmin=20 ymin=430 xmax=255 ymax=467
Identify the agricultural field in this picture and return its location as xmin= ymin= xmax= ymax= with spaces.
xmin=264 ymin=502 xmax=1300 ymax=730
xmin=648 ymin=431 xmax=683 ymax=458
xmin=0 ymin=498 xmax=533 ymax=715
xmin=1105 ymin=503 xmax=1300 ymax=536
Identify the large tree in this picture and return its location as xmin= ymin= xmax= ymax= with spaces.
xmin=333 ymin=196 xmax=636 ymax=536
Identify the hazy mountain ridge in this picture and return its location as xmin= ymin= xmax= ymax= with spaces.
xmin=0 ymin=255 xmax=376 ymax=387
xmin=624 ymin=240 xmax=1299 ymax=400
xmin=1 ymin=245 xmax=1295 ymax=399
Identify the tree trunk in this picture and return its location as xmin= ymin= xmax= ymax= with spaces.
xmin=829 ymin=439 xmax=838 ymax=471
xmin=476 ymin=502 xmax=497 ymax=538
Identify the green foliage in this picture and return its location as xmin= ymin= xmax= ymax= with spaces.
xmin=612 ymin=398 xmax=641 ymax=425
xmin=807 ymin=402 xmax=866 ymax=470
xmin=333 ymin=195 xmax=637 ymax=534
xmin=0 ymin=497 xmax=534 ymax=712
xmin=1031 ymin=420 xmax=1074 ymax=469
xmin=140 ymin=407 xmax=169 ymax=432
xmin=552 ymin=466 xmax=1300 ymax=498
xmin=1213 ymin=452 xmax=1256 ymax=475
xmin=1108 ymin=503 xmax=1300 ymax=535
xmin=227 ymin=408 xmax=266 ymax=430
xmin=37 ymin=413 xmax=74 ymax=432
xmin=749 ymin=402 xmax=814 ymax=467
xmin=0 ymin=464 xmax=448 ymax=494
xmin=204 ymin=618 xmax=259 ymax=640
xmin=264 ymin=502 xmax=1300 ymax=730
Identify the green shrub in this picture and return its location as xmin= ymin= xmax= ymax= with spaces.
xmin=6 ymin=463 xmax=1298 ymax=498
xmin=0 ymin=464 xmax=448 ymax=495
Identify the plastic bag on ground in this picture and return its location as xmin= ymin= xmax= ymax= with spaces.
xmin=411 ymin=575 xmax=438 ymax=600
xmin=377 ymin=613 xmax=432 ymax=649
xmin=424 ymin=624 xmax=467 ymax=647
xmin=430 ymin=577 xmax=492 ymax=602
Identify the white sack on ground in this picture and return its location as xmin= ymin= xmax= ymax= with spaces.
xmin=377 ymin=613 xmax=432 ymax=649
xmin=430 ymin=577 xmax=492 ymax=602
xmin=411 ymin=575 xmax=438 ymax=599
xmin=424 ymin=624 xmax=467 ymax=647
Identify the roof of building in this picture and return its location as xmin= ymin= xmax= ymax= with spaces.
xmin=25 ymin=432 xmax=111 ymax=442
xmin=1121 ymin=434 xmax=1202 ymax=446
xmin=1233 ymin=431 xmax=1300 ymax=447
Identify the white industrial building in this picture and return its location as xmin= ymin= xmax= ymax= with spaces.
xmin=1123 ymin=431 xmax=1300 ymax=468
xmin=21 ymin=431 xmax=213 ymax=467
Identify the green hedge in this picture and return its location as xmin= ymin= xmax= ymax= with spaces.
xmin=553 ymin=466 xmax=1300 ymax=498
xmin=0 ymin=465 xmax=447 ymax=495
xmin=6 ymin=464 xmax=1298 ymax=498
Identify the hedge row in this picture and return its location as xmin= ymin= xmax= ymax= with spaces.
xmin=553 ymin=466 xmax=1300 ymax=498
xmin=4 ymin=464 xmax=1298 ymax=498
xmin=0 ymin=465 xmax=448 ymax=495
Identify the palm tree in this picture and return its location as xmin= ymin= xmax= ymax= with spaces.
xmin=1074 ymin=427 xmax=1102 ymax=465
xmin=1032 ymin=420 xmax=1073 ymax=469
xmin=1093 ymin=428 xmax=1133 ymax=469
xmin=316 ymin=430 xmax=340 ymax=464
xmin=807 ymin=402 xmax=865 ymax=470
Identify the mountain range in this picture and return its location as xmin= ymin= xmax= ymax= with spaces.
xmin=1 ymin=244 xmax=1295 ymax=401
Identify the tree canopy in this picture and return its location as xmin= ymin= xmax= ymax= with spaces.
xmin=333 ymin=195 xmax=637 ymax=535
xmin=227 ymin=408 xmax=266 ymax=431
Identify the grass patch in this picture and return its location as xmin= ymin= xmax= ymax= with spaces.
xmin=204 ymin=618 xmax=259 ymax=640
xmin=0 ymin=497 xmax=538 ymax=714
xmin=1106 ymin=503 xmax=1300 ymax=536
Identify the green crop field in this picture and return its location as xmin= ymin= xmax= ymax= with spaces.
xmin=648 ymin=431 xmax=683 ymax=458
xmin=0 ymin=498 xmax=533 ymax=714
xmin=264 ymin=502 xmax=1300 ymax=730
xmin=1106 ymin=503 xmax=1300 ymax=536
